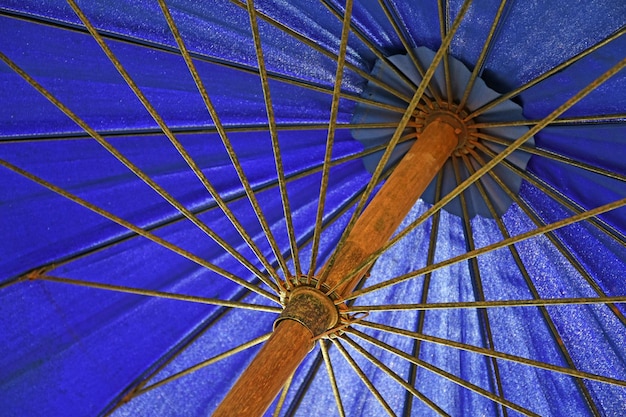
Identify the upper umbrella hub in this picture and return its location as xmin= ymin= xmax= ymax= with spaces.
xmin=413 ymin=101 xmax=478 ymax=157
xmin=351 ymin=46 xmax=535 ymax=218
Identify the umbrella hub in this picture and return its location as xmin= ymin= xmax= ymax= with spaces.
xmin=275 ymin=284 xmax=340 ymax=343
xmin=276 ymin=277 xmax=366 ymax=342
xmin=413 ymin=101 xmax=477 ymax=157
xmin=352 ymin=46 xmax=536 ymax=218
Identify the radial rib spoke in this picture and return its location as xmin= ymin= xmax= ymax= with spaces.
xmin=473 ymin=141 xmax=626 ymax=248
xmin=331 ymin=339 xmax=398 ymax=416
xmin=320 ymin=0 xmax=474 ymax=288
xmin=347 ymin=329 xmax=540 ymax=417
xmin=348 ymin=295 xmax=626 ymax=312
xmin=0 ymin=158 xmax=279 ymax=303
xmin=357 ymin=321 xmax=626 ymax=388
xmin=341 ymin=334 xmax=450 ymax=416
xmin=437 ymin=0 xmax=453 ymax=104
xmin=475 ymin=132 xmax=626 ymax=182
xmin=466 ymin=27 xmax=626 ymax=120
xmin=281 ymin=352 xmax=325 ymax=416
xmin=11 ymin=5 xmax=277 ymax=291
xmin=272 ymin=372 xmax=294 ymax=417
xmin=462 ymin=154 xmax=602 ymax=416
xmin=106 ymin=284 xmax=261 ymax=414
xmin=453 ymin=157 xmax=507 ymax=417
xmin=5 ymin=133 xmax=408 ymax=288
xmin=376 ymin=0 xmax=443 ymax=102
xmin=245 ymin=0 xmax=300 ymax=279
xmin=309 ymin=0 xmax=354 ymax=284
xmin=157 ymin=0 xmax=290 ymax=287
xmin=133 ymin=333 xmax=272 ymax=396
xmin=0 ymin=122 xmax=406 ymax=143
xmin=0 ymin=8 xmax=405 ymax=116
xmin=472 ymin=113 xmax=626 ymax=128
xmin=469 ymin=144 xmax=626 ymax=326
xmin=231 ymin=0 xmax=412 ymax=103
xmin=457 ymin=0 xmax=509 ymax=110
xmin=320 ymin=340 xmax=346 ymax=417
xmin=284 ymin=160 xmax=393 ymax=281
xmin=38 ymin=274 xmax=281 ymax=313
xmin=321 ymin=0 xmax=417 ymax=92
xmin=404 ymin=172 xmax=444 ymax=417
xmin=335 ymin=55 xmax=626 ymax=292
xmin=343 ymin=196 xmax=626 ymax=302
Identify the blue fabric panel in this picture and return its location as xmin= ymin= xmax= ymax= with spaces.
xmin=0 ymin=17 xmax=361 ymax=138
xmin=0 ymin=0 xmax=369 ymax=96
xmin=0 ymin=0 xmax=625 ymax=416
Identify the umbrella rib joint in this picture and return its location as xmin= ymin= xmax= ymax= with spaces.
xmin=213 ymin=114 xmax=463 ymax=417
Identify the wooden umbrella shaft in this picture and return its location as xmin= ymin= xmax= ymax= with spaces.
xmin=212 ymin=119 xmax=459 ymax=417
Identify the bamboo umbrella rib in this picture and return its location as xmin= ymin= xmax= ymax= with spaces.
xmin=466 ymin=27 xmax=626 ymax=121
xmin=376 ymin=0 xmax=443 ymax=102
xmin=230 ymin=0 xmax=412 ymax=104
xmin=333 ymin=56 xmax=626 ymax=295
xmin=321 ymin=0 xmax=418 ymax=92
xmin=474 ymin=141 xmax=626 ymax=244
xmin=159 ymin=0 xmax=287 ymax=288
xmin=4 ymin=133 xmax=403 ymax=288
xmin=272 ymin=372 xmax=294 ymax=417
xmin=38 ymin=275 xmax=281 ymax=313
xmin=474 ymin=132 xmax=626 ymax=182
xmin=343 ymin=196 xmax=626 ymax=302
xmin=461 ymin=154 xmax=602 ymax=416
xmin=320 ymin=0 xmax=474 ymax=289
xmin=346 ymin=329 xmax=540 ymax=417
xmin=453 ymin=157 xmax=508 ymax=417
xmin=331 ymin=339 xmax=398 ymax=417
xmin=281 ymin=352 xmax=325 ymax=416
xmin=472 ymin=113 xmax=626 ymax=128
xmin=298 ymin=275 xmax=379 ymax=416
xmin=279 ymin=170 xmax=391 ymax=274
xmin=0 ymin=7 xmax=406 ymax=116
xmin=349 ymin=296 xmax=626 ymax=312
xmin=310 ymin=0 xmax=355 ymax=284
xmin=320 ymin=340 xmax=347 ymax=417
xmin=457 ymin=0 xmax=509 ymax=110
xmin=356 ymin=321 xmax=626 ymax=388
xmin=156 ymin=0 xmax=289 ymax=287
xmin=341 ymin=334 xmax=452 ymax=416
xmin=2 ymin=19 xmax=278 ymax=292
xmin=134 ymin=333 xmax=272 ymax=396
xmin=437 ymin=0 xmax=453 ymax=104
xmin=0 ymin=122 xmax=406 ymax=143
xmin=107 ymin=283 xmax=265 ymax=414
xmin=0 ymin=158 xmax=279 ymax=303
xmin=403 ymin=172 xmax=444 ymax=417
xmin=244 ymin=0 xmax=300 ymax=280
xmin=470 ymin=143 xmax=626 ymax=326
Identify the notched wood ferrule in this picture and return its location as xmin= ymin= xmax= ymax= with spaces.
xmin=274 ymin=286 xmax=339 ymax=339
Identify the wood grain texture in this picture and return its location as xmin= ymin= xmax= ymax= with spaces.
xmin=212 ymin=119 xmax=458 ymax=416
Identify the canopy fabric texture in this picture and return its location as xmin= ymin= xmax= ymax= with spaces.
xmin=1 ymin=1 xmax=625 ymax=416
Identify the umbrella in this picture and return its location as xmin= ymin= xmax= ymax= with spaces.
xmin=1 ymin=0 xmax=625 ymax=415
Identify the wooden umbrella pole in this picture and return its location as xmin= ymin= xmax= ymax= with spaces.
xmin=213 ymin=118 xmax=460 ymax=417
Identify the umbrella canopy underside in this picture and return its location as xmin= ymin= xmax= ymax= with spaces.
xmin=1 ymin=1 xmax=625 ymax=416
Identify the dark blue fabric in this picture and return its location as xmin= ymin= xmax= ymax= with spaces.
xmin=1 ymin=1 xmax=625 ymax=416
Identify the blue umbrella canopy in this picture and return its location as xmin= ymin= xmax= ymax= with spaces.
xmin=1 ymin=0 xmax=625 ymax=416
